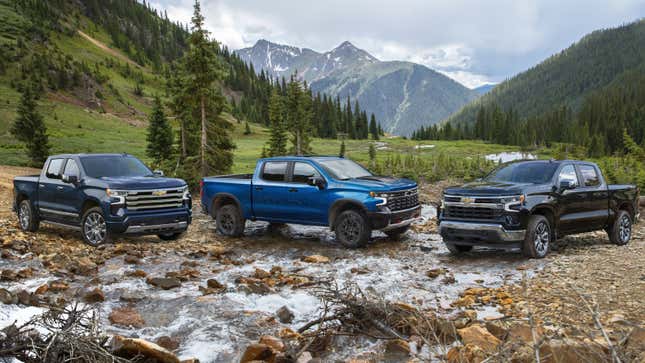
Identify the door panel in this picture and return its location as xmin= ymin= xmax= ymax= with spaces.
xmin=56 ymin=159 xmax=83 ymax=222
xmin=556 ymin=164 xmax=585 ymax=233
xmin=575 ymin=164 xmax=609 ymax=230
xmin=38 ymin=158 xmax=67 ymax=221
xmin=252 ymin=161 xmax=291 ymax=221
xmin=282 ymin=162 xmax=328 ymax=224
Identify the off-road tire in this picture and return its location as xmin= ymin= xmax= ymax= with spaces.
xmin=522 ymin=215 xmax=550 ymax=258
xmin=17 ymin=200 xmax=39 ymax=232
xmin=157 ymin=231 xmax=186 ymax=241
xmin=216 ymin=204 xmax=245 ymax=237
xmin=607 ymin=210 xmax=632 ymax=246
xmin=445 ymin=242 xmax=473 ymax=254
xmin=384 ymin=226 xmax=410 ymax=240
xmin=334 ymin=210 xmax=370 ymax=248
xmin=81 ymin=207 xmax=111 ymax=247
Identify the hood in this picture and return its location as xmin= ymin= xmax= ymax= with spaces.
xmin=97 ymin=176 xmax=186 ymax=190
xmin=444 ymin=180 xmax=530 ymax=196
xmin=338 ymin=176 xmax=417 ymax=192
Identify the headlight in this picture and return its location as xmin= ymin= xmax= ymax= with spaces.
xmin=106 ymin=189 xmax=128 ymax=197
xmin=182 ymin=186 xmax=191 ymax=200
xmin=500 ymin=195 xmax=525 ymax=204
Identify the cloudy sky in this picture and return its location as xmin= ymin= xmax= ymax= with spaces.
xmin=150 ymin=0 xmax=645 ymax=88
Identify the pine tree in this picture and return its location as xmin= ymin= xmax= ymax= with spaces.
xmin=146 ymin=96 xmax=173 ymax=167
xmin=368 ymin=143 xmax=376 ymax=168
xmin=244 ymin=121 xmax=251 ymax=135
xmin=339 ymin=140 xmax=346 ymax=157
xmin=285 ymin=75 xmax=312 ymax=155
xmin=11 ymin=85 xmax=50 ymax=165
xmin=369 ymin=113 xmax=379 ymax=140
xmin=267 ymin=88 xmax=287 ymax=156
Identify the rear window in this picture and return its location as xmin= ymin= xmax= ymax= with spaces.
xmin=579 ymin=165 xmax=600 ymax=187
xmin=261 ymin=162 xmax=287 ymax=182
xmin=46 ymin=159 xmax=64 ymax=179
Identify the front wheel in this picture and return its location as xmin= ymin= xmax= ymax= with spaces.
xmin=81 ymin=207 xmax=111 ymax=247
xmin=334 ymin=210 xmax=370 ymax=248
xmin=522 ymin=215 xmax=551 ymax=258
xmin=216 ymin=204 xmax=245 ymax=237
xmin=157 ymin=231 xmax=185 ymax=241
xmin=445 ymin=242 xmax=473 ymax=254
xmin=607 ymin=210 xmax=632 ymax=245
xmin=384 ymin=226 xmax=410 ymax=240
xmin=17 ymin=200 xmax=39 ymax=232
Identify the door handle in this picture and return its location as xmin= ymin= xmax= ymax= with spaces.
xmin=39 ymin=184 xmax=45 ymax=188
xmin=254 ymin=187 xmax=263 ymax=191
xmin=288 ymin=188 xmax=298 ymax=192
xmin=56 ymin=186 xmax=64 ymax=191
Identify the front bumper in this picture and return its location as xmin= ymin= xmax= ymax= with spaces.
xmin=106 ymin=208 xmax=192 ymax=235
xmin=368 ymin=205 xmax=422 ymax=231
xmin=439 ymin=220 xmax=525 ymax=244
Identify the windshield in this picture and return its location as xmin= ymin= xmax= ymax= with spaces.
xmin=485 ymin=161 xmax=558 ymax=184
xmin=317 ymin=159 xmax=373 ymax=180
xmin=80 ymin=155 xmax=152 ymax=178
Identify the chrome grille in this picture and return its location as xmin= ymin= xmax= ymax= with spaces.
xmin=125 ymin=188 xmax=184 ymax=211
xmin=387 ymin=188 xmax=419 ymax=211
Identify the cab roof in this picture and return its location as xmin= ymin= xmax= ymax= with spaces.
xmin=259 ymin=155 xmax=344 ymax=162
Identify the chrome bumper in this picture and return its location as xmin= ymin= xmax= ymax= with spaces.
xmin=125 ymin=221 xmax=188 ymax=234
xmin=439 ymin=221 xmax=525 ymax=242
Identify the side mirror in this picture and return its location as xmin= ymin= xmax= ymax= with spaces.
xmin=153 ymin=170 xmax=164 ymax=177
xmin=307 ymin=176 xmax=325 ymax=189
xmin=559 ymin=180 xmax=576 ymax=191
xmin=62 ymin=174 xmax=78 ymax=184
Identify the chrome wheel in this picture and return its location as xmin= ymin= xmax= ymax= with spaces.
xmin=338 ymin=213 xmax=361 ymax=244
xmin=534 ymin=221 xmax=550 ymax=256
xmin=18 ymin=202 xmax=30 ymax=230
xmin=83 ymin=212 xmax=106 ymax=245
xmin=619 ymin=215 xmax=631 ymax=243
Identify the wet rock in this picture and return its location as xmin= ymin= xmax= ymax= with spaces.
xmin=120 ymin=290 xmax=145 ymax=302
xmin=166 ymin=269 xmax=200 ymax=281
xmin=384 ymin=339 xmax=411 ymax=356
xmin=69 ymin=256 xmax=97 ymax=275
xmin=276 ymin=305 xmax=294 ymax=323
xmin=296 ymin=352 xmax=313 ymax=363
xmin=452 ymin=295 xmax=476 ymax=307
xmin=254 ymin=268 xmax=271 ymax=279
xmin=83 ymin=287 xmax=105 ymax=303
xmin=127 ymin=269 xmax=147 ymax=278
xmin=457 ymin=325 xmax=501 ymax=353
xmin=34 ymin=284 xmax=49 ymax=295
xmin=17 ymin=290 xmax=37 ymax=306
xmin=259 ymin=335 xmax=285 ymax=352
xmin=49 ymin=281 xmax=70 ymax=292
xmin=109 ymin=307 xmax=146 ymax=328
xmin=484 ymin=320 xmax=512 ymax=340
xmin=111 ymin=335 xmax=181 ymax=363
xmin=241 ymin=281 xmax=274 ymax=295
xmin=124 ymin=255 xmax=140 ymax=264
xmin=279 ymin=327 xmax=302 ymax=340
xmin=207 ymin=279 xmax=224 ymax=289
xmin=446 ymin=344 xmax=486 ymax=363
xmin=156 ymin=336 xmax=180 ymax=351
xmin=0 ymin=269 xmax=17 ymax=281
xmin=350 ymin=267 xmax=369 ymax=274
xmin=147 ymin=277 xmax=182 ymax=290
xmin=539 ymin=338 xmax=607 ymax=363
xmin=0 ymin=288 xmax=16 ymax=304
xmin=426 ymin=268 xmax=446 ymax=279
xmin=301 ymin=255 xmax=330 ymax=263
xmin=240 ymin=343 xmax=275 ymax=363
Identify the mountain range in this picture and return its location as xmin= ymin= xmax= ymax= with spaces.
xmin=236 ymin=40 xmax=479 ymax=136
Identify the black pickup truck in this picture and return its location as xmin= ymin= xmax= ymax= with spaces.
xmin=438 ymin=160 xmax=640 ymax=258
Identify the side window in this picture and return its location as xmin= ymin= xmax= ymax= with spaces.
xmin=558 ymin=165 xmax=578 ymax=187
xmin=579 ymin=165 xmax=600 ymax=187
xmin=261 ymin=162 xmax=288 ymax=182
xmin=45 ymin=159 xmax=64 ymax=179
xmin=63 ymin=159 xmax=80 ymax=177
xmin=292 ymin=162 xmax=320 ymax=183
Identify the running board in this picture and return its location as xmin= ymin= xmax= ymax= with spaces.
xmin=41 ymin=220 xmax=81 ymax=231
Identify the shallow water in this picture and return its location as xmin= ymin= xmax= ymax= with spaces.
xmin=485 ymin=151 xmax=537 ymax=163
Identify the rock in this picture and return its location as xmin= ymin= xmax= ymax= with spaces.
xmin=301 ymin=255 xmax=330 ymax=263
xmin=426 ymin=268 xmax=446 ymax=278
xmin=384 ymin=339 xmax=411 ymax=356
xmin=457 ymin=325 xmax=501 ymax=353
xmin=206 ymin=279 xmax=224 ymax=289
xmin=507 ymin=322 xmax=544 ymax=344
xmin=49 ymin=281 xmax=69 ymax=292
xmin=124 ymin=255 xmax=140 ymax=264
xmin=259 ymin=335 xmax=285 ymax=352
xmin=625 ymin=327 xmax=645 ymax=356
xmin=156 ymin=336 xmax=180 ymax=351
xmin=539 ymin=338 xmax=607 ymax=363
xmin=279 ymin=327 xmax=302 ymax=340
xmin=146 ymin=277 xmax=182 ymax=290
xmin=240 ymin=343 xmax=275 ymax=363
xmin=446 ymin=344 xmax=487 ymax=363
xmin=127 ymin=269 xmax=148 ymax=278
xmin=34 ymin=284 xmax=49 ymax=295
xmin=452 ymin=295 xmax=476 ymax=307
xmin=296 ymin=352 xmax=313 ymax=363
xmin=276 ymin=305 xmax=294 ymax=323
xmin=484 ymin=320 xmax=512 ymax=340
xmin=434 ymin=318 xmax=459 ymax=343
xmin=120 ymin=290 xmax=145 ymax=302
xmin=109 ymin=307 xmax=146 ymax=328
xmin=254 ymin=268 xmax=271 ymax=279
xmin=0 ymin=288 xmax=16 ymax=304
xmin=111 ymin=335 xmax=180 ymax=363
xmin=70 ymin=256 xmax=97 ymax=275
xmin=83 ymin=287 xmax=105 ymax=303
xmin=17 ymin=290 xmax=36 ymax=306
xmin=241 ymin=281 xmax=274 ymax=295
xmin=1 ymin=269 xmax=17 ymax=281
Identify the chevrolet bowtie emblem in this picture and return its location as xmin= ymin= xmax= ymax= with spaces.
xmin=152 ymin=190 xmax=167 ymax=196
xmin=461 ymin=197 xmax=475 ymax=204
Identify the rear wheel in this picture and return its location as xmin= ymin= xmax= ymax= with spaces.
xmin=17 ymin=200 xmax=39 ymax=232
xmin=607 ymin=210 xmax=632 ymax=245
xmin=522 ymin=215 xmax=550 ymax=258
xmin=157 ymin=232 xmax=185 ymax=241
xmin=384 ymin=226 xmax=410 ymax=240
xmin=334 ymin=210 xmax=370 ymax=248
xmin=216 ymin=204 xmax=245 ymax=237
xmin=445 ymin=242 xmax=473 ymax=254
xmin=81 ymin=207 xmax=111 ymax=247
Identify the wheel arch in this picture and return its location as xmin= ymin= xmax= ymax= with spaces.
xmin=617 ymin=201 xmax=635 ymax=219
xmin=211 ymin=193 xmax=242 ymax=217
xmin=531 ymin=205 xmax=556 ymax=237
xmin=328 ymin=198 xmax=368 ymax=230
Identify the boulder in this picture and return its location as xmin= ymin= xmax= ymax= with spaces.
xmin=240 ymin=343 xmax=275 ymax=363
xmin=259 ymin=335 xmax=285 ymax=352
xmin=539 ymin=338 xmax=607 ymax=363
xmin=146 ymin=277 xmax=182 ymax=290
xmin=108 ymin=307 xmax=146 ymax=328
xmin=0 ymin=288 xmax=16 ymax=304
xmin=384 ymin=339 xmax=411 ymax=356
xmin=301 ymin=255 xmax=330 ymax=263
xmin=276 ymin=305 xmax=294 ymax=323
xmin=457 ymin=325 xmax=501 ymax=353
xmin=111 ymin=335 xmax=180 ymax=363
xmin=156 ymin=336 xmax=180 ymax=351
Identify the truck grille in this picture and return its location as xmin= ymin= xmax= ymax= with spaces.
xmin=125 ymin=188 xmax=185 ymax=211
xmin=443 ymin=206 xmax=501 ymax=220
xmin=387 ymin=188 xmax=420 ymax=211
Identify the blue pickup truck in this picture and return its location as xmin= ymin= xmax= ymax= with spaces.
xmin=13 ymin=154 xmax=192 ymax=246
xmin=200 ymin=156 xmax=421 ymax=247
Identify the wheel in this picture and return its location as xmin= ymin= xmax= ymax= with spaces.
xmin=522 ymin=215 xmax=551 ymax=258
xmin=17 ymin=200 xmax=39 ymax=232
xmin=607 ymin=210 xmax=632 ymax=245
xmin=157 ymin=231 xmax=185 ymax=241
xmin=384 ymin=226 xmax=410 ymax=240
xmin=81 ymin=207 xmax=111 ymax=247
xmin=445 ymin=242 xmax=473 ymax=254
xmin=334 ymin=210 xmax=370 ymax=248
xmin=216 ymin=204 xmax=245 ymax=237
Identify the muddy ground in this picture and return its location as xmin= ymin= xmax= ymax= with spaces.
xmin=0 ymin=166 xmax=643 ymax=362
